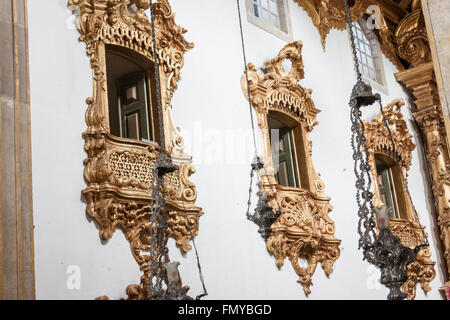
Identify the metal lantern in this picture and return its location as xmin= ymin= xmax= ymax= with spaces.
xmin=343 ymin=0 xmax=428 ymax=300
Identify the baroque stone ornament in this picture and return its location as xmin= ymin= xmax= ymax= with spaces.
xmin=363 ymin=99 xmax=436 ymax=300
xmin=69 ymin=0 xmax=203 ymax=299
xmin=241 ymin=42 xmax=341 ymax=295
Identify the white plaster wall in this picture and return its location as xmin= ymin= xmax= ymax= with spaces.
xmin=28 ymin=0 xmax=446 ymax=299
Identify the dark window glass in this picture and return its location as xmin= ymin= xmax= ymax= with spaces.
xmin=106 ymin=51 xmax=153 ymax=142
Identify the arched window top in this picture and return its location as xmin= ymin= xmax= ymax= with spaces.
xmin=351 ymin=19 xmax=387 ymax=93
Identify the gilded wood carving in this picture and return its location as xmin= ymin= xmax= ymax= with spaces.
xmin=242 ymin=42 xmax=341 ymax=295
xmin=363 ymin=99 xmax=436 ymax=300
xmin=69 ymin=0 xmax=202 ymax=299
xmin=394 ymin=1 xmax=450 ymax=286
xmin=292 ymin=0 xmax=405 ymax=71
xmin=394 ymin=8 xmax=431 ymax=67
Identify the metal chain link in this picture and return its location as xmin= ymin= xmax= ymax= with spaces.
xmin=237 ymin=0 xmax=258 ymax=157
xmin=237 ymin=0 xmax=283 ymax=227
xmin=178 ymin=182 xmax=208 ymax=300
xmin=344 ymin=0 xmax=362 ymax=82
xmin=147 ymin=0 xmax=207 ymax=299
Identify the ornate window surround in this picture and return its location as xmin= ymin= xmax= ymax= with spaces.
xmin=245 ymin=0 xmax=294 ymax=42
xmin=242 ymin=42 xmax=341 ymax=295
xmin=364 ymin=98 xmax=436 ymax=300
xmin=68 ymin=0 xmax=203 ymax=299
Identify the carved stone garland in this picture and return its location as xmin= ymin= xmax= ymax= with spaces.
xmin=69 ymin=0 xmax=202 ymax=299
xmin=363 ymin=99 xmax=436 ymax=300
xmin=242 ymin=42 xmax=341 ymax=295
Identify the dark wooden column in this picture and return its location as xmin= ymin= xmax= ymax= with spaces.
xmin=0 ymin=0 xmax=34 ymax=300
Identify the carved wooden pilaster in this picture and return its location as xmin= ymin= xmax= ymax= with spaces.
xmin=396 ymin=64 xmax=450 ymax=282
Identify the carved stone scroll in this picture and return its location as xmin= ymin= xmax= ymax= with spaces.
xmin=242 ymin=42 xmax=341 ymax=295
xmin=69 ymin=0 xmax=202 ymax=299
xmin=363 ymin=99 xmax=436 ymax=300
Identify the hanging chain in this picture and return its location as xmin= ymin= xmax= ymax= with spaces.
xmin=148 ymin=167 xmax=170 ymax=298
xmin=350 ymin=103 xmax=377 ymax=261
xmin=344 ymin=0 xmax=376 ymax=258
xmin=179 ymin=187 xmax=209 ymax=300
xmin=237 ymin=0 xmax=258 ymax=157
xmin=147 ymin=0 xmax=169 ymax=298
xmin=148 ymin=0 xmax=208 ymax=299
xmin=237 ymin=0 xmax=283 ymax=236
xmin=344 ymin=0 xmax=362 ymax=82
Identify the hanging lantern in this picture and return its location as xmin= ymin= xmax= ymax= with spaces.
xmin=343 ymin=0 xmax=429 ymax=300
xmin=246 ymin=157 xmax=282 ymax=241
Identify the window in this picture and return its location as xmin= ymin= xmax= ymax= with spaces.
xmin=252 ymin=0 xmax=281 ymax=29
xmin=351 ymin=20 xmax=387 ymax=93
xmin=268 ymin=116 xmax=299 ymax=188
xmin=375 ymin=158 xmax=399 ymax=220
xmin=371 ymin=153 xmax=411 ymax=222
xmin=106 ymin=46 xmax=160 ymax=144
xmin=241 ymin=42 xmax=341 ymax=295
xmin=245 ymin=0 xmax=293 ymax=42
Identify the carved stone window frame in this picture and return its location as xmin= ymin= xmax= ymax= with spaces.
xmin=245 ymin=0 xmax=294 ymax=42
xmin=364 ymin=99 xmax=436 ymax=299
xmin=69 ymin=0 xmax=202 ymax=299
xmin=242 ymin=42 xmax=341 ymax=295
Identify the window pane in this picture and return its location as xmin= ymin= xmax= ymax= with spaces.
xmin=269 ymin=0 xmax=279 ymax=13
xmin=268 ymin=116 xmax=299 ymax=188
xmin=367 ymin=57 xmax=374 ymax=69
xmin=125 ymin=84 xmax=138 ymax=104
xmin=126 ymin=112 xmax=140 ymax=140
xmin=278 ymin=161 xmax=289 ymax=187
xmin=261 ymin=8 xmax=269 ymax=22
xmin=376 ymin=163 xmax=399 ymax=219
xmin=253 ymin=4 xmax=259 ymax=17
xmin=363 ymin=65 xmax=368 ymax=77
xmin=270 ymin=14 xmax=280 ymax=28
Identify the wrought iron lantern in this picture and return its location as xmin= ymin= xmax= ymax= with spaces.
xmin=246 ymin=157 xmax=282 ymax=241
xmin=343 ymin=0 xmax=429 ymax=300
